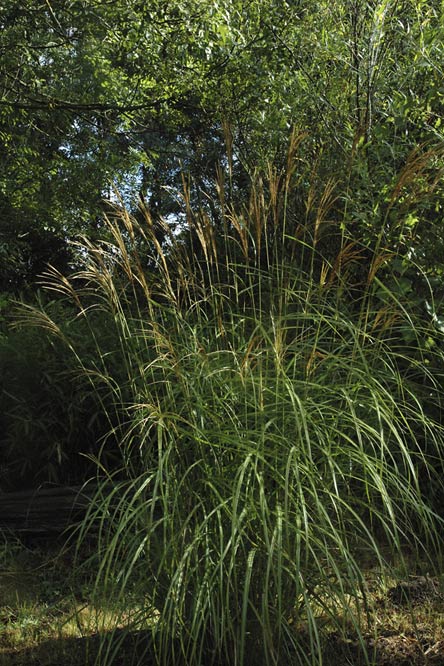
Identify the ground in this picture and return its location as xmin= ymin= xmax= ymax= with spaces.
xmin=1 ymin=536 xmax=444 ymax=665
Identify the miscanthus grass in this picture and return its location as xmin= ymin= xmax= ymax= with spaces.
xmin=17 ymin=138 xmax=444 ymax=665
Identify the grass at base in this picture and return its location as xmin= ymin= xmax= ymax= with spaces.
xmin=0 ymin=536 xmax=443 ymax=666
xmin=0 ymin=535 xmax=151 ymax=666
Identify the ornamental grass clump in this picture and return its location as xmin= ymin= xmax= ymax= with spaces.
xmin=19 ymin=138 xmax=444 ymax=665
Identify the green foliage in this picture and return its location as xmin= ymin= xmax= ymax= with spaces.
xmin=16 ymin=152 xmax=444 ymax=664
xmin=2 ymin=1 xmax=444 ymax=289
xmin=0 ymin=296 xmax=124 ymax=489
xmin=3 ymin=2 xmax=444 ymax=661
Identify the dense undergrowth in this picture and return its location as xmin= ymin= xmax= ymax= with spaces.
xmin=4 ymin=136 xmax=444 ymax=665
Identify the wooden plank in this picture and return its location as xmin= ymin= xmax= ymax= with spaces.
xmin=0 ymin=484 xmax=97 ymax=535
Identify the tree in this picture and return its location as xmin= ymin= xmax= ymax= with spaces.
xmin=1 ymin=0 xmax=443 ymax=292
